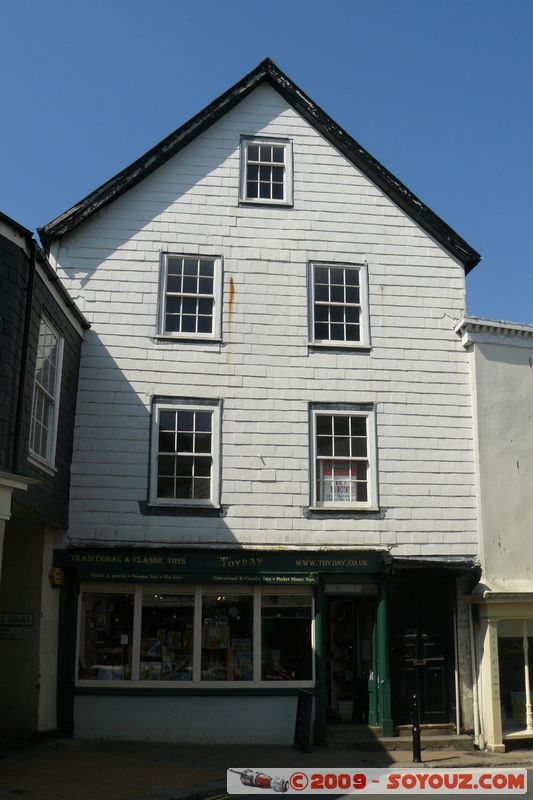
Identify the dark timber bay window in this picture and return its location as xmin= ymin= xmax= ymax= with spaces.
xmin=150 ymin=401 xmax=220 ymax=507
xmin=158 ymin=255 xmax=221 ymax=340
xmin=309 ymin=262 xmax=370 ymax=347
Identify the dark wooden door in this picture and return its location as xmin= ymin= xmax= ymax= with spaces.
xmin=390 ymin=580 xmax=453 ymax=724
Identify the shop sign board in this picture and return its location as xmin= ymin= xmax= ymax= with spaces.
xmin=54 ymin=549 xmax=384 ymax=579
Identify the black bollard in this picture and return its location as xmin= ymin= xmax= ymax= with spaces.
xmin=411 ymin=693 xmax=422 ymax=763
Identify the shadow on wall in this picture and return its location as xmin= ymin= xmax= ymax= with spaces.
xmin=68 ymin=328 xmax=239 ymax=548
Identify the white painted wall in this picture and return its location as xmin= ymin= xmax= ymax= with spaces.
xmin=470 ymin=336 xmax=533 ymax=580
xmin=74 ymin=694 xmax=298 ymax=743
xmin=51 ymin=83 xmax=476 ymax=558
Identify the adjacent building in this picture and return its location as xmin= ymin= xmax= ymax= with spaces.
xmin=37 ymin=59 xmax=482 ymax=744
xmin=0 ymin=211 xmax=89 ymax=737
xmin=456 ymin=317 xmax=533 ymax=751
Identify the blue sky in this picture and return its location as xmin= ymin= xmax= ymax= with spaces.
xmin=1 ymin=0 xmax=531 ymax=322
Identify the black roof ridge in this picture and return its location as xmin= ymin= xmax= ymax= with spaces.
xmin=38 ymin=57 xmax=480 ymax=272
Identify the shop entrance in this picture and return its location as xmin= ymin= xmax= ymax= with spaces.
xmin=325 ymin=594 xmax=376 ymax=723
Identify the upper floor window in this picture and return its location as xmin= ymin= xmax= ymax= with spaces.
xmin=158 ymin=255 xmax=222 ymax=340
xmin=150 ymin=400 xmax=220 ymax=507
xmin=310 ymin=407 xmax=378 ymax=511
xmin=239 ymin=137 xmax=293 ymax=205
xmin=309 ymin=262 xmax=370 ymax=348
xmin=29 ymin=315 xmax=64 ymax=468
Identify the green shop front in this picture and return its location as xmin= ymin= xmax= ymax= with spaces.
xmin=54 ymin=548 xmax=392 ymax=743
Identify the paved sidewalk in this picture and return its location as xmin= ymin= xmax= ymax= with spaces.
xmin=0 ymin=738 xmax=532 ymax=800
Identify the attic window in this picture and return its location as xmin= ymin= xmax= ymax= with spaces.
xmin=240 ymin=137 xmax=293 ymax=206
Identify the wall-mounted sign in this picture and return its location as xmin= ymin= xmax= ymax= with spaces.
xmin=0 ymin=627 xmax=23 ymax=640
xmin=0 ymin=612 xmax=33 ymax=626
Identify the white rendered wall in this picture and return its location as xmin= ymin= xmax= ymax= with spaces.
xmin=51 ymin=83 xmax=476 ymax=559
xmin=74 ymin=695 xmax=298 ymax=743
xmin=471 ymin=338 xmax=533 ymax=580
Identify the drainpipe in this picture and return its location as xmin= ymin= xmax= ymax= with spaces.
xmin=12 ymin=236 xmax=36 ymax=473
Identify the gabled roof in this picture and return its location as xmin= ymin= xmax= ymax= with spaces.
xmin=39 ymin=58 xmax=480 ymax=272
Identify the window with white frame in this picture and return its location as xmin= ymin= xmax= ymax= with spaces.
xmin=158 ymin=255 xmax=221 ymax=339
xmin=311 ymin=407 xmax=378 ymax=510
xmin=309 ymin=262 xmax=370 ymax=347
xmin=76 ymin=585 xmax=314 ymax=686
xmin=150 ymin=401 xmax=220 ymax=506
xmin=29 ymin=315 xmax=64 ymax=466
xmin=239 ymin=137 xmax=293 ymax=205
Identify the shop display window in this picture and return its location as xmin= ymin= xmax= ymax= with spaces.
xmin=140 ymin=592 xmax=194 ymax=681
xmin=77 ymin=585 xmax=313 ymax=686
xmin=261 ymin=594 xmax=312 ymax=680
xmin=201 ymin=594 xmax=253 ymax=680
xmin=78 ymin=592 xmax=134 ymax=680
xmin=498 ymin=619 xmax=533 ymax=731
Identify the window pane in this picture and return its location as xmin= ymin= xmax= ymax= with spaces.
xmin=330 ymin=268 xmax=344 ymax=285
xmin=140 ymin=592 xmax=194 ymax=682
xmin=316 ymin=415 xmax=332 ymax=436
xmin=195 ymin=432 xmax=211 ymax=453
xmin=247 ymin=144 xmax=259 ymax=161
xmin=315 ymin=284 xmax=328 ymax=302
xmin=330 ymin=285 xmax=344 ymax=303
xmin=351 ymin=417 xmax=367 ymax=436
xmin=167 ymin=257 xmax=183 ymax=276
xmin=177 ymin=411 xmax=194 ymax=431
xmin=182 ymin=297 xmax=197 ymax=315
xmin=334 ymin=416 xmax=350 ymax=435
xmin=345 ymin=269 xmax=360 ymax=286
xmin=346 ymin=286 xmax=360 ymax=304
xmin=157 ymin=477 xmax=175 ymax=498
xmin=262 ymin=594 xmax=312 ymax=680
xmin=351 ymin=437 xmax=367 ymax=457
xmin=272 ymin=146 xmax=284 ymax=163
xmin=78 ymin=593 xmax=133 ymax=681
xmin=314 ymin=323 xmax=328 ymax=340
xmin=201 ymin=595 xmax=253 ymax=681
xmin=166 ymin=275 xmax=182 ymax=293
xmin=183 ymin=258 xmax=198 ymax=276
xmin=197 ymin=316 xmax=212 ymax=334
xmin=198 ymin=278 xmax=213 ymax=295
xmin=176 ymin=455 xmax=194 ymax=476
xmin=175 ymin=476 xmax=193 ymax=498
xmin=316 ymin=435 xmax=332 ymax=456
xmin=159 ymin=410 xmax=176 ymax=430
xmin=195 ymin=412 xmax=212 ymax=432
xmin=333 ymin=436 xmax=350 ymax=457
xmin=272 ymin=183 xmax=284 ymax=200
xmin=259 ymin=145 xmax=271 ymax=161
xmin=182 ymin=276 xmax=198 ymax=294
xmin=194 ymin=477 xmax=211 ymax=499
xmin=247 ymin=181 xmax=258 ymax=198
xmin=194 ymin=457 xmax=212 ymax=477
xmin=199 ymin=260 xmax=214 ymax=277
xmin=259 ymin=183 xmax=270 ymax=199
xmin=330 ymin=323 xmax=344 ymax=340
xmin=247 ymin=164 xmax=258 ymax=181
xmin=176 ymin=432 xmax=193 ymax=453
xmin=158 ymin=455 xmax=175 ymax=475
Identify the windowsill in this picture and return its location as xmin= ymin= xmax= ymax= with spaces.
xmin=28 ymin=453 xmax=57 ymax=477
xmin=153 ymin=335 xmax=222 ymax=345
xmin=140 ymin=501 xmax=224 ymax=517
xmin=238 ymin=199 xmax=293 ymax=209
xmin=308 ymin=342 xmax=371 ymax=352
xmin=308 ymin=505 xmax=379 ymax=513
xmin=75 ymin=679 xmax=314 ymax=690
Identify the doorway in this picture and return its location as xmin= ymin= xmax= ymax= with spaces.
xmin=325 ymin=596 xmax=375 ymax=723
xmin=390 ymin=579 xmax=453 ymax=724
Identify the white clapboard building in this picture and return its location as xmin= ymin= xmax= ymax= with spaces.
xmin=38 ymin=59 xmax=481 ymax=744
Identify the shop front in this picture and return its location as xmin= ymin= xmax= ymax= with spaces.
xmin=474 ymin=586 xmax=533 ymax=751
xmin=53 ymin=548 xmax=390 ymax=743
